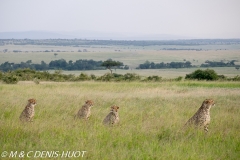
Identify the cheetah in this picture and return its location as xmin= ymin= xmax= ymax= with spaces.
xmin=103 ymin=105 xmax=120 ymax=125
xmin=19 ymin=99 xmax=37 ymax=122
xmin=185 ymin=99 xmax=215 ymax=132
xmin=75 ymin=100 xmax=94 ymax=119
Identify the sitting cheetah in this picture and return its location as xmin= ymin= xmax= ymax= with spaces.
xmin=75 ymin=100 xmax=94 ymax=119
xmin=19 ymin=98 xmax=37 ymax=122
xmin=103 ymin=105 xmax=120 ymax=125
xmin=185 ymin=99 xmax=215 ymax=132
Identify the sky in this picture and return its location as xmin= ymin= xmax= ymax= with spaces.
xmin=0 ymin=0 xmax=240 ymax=39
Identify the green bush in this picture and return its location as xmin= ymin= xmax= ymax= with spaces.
xmin=97 ymin=73 xmax=114 ymax=81
xmin=231 ymin=75 xmax=240 ymax=81
xmin=123 ymin=73 xmax=140 ymax=81
xmin=185 ymin=69 xmax=219 ymax=81
xmin=77 ymin=73 xmax=91 ymax=81
xmin=146 ymin=75 xmax=162 ymax=82
xmin=90 ymin=74 xmax=96 ymax=80
xmin=0 ymin=71 xmax=3 ymax=80
xmin=1 ymin=68 xmax=237 ymax=82
xmin=2 ymin=73 xmax=19 ymax=84
xmin=97 ymin=73 xmax=140 ymax=82
xmin=175 ymin=76 xmax=183 ymax=81
xmin=217 ymin=75 xmax=227 ymax=80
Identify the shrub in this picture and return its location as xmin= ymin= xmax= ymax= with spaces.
xmin=146 ymin=75 xmax=162 ymax=82
xmin=77 ymin=73 xmax=91 ymax=81
xmin=98 ymin=73 xmax=114 ymax=81
xmin=2 ymin=73 xmax=19 ymax=84
xmin=231 ymin=75 xmax=240 ymax=81
xmin=217 ymin=75 xmax=227 ymax=80
xmin=0 ymin=71 xmax=3 ymax=80
xmin=175 ymin=76 xmax=183 ymax=81
xmin=97 ymin=73 xmax=140 ymax=82
xmin=185 ymin=69 xmax=219 ymax=81
xmin=123 ymin=73 xmax=140 ymax=81
xmin=90 ymin=74 xmax=96 ymax=80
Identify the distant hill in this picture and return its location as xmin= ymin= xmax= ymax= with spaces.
xmin=0 ymin=31 xmax=193 ymax=40
xmin=0 ymin=31 xmax=74 ymax=39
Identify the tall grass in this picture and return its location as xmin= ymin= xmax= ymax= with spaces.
xmin=0 ymin=81 xmax=240 ymax=159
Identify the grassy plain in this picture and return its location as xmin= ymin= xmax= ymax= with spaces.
xmin=1 ymin=44 xmax=240 ymax=68
xmin=57 ymin=67 xmax=240 ymax=78
xmin=1 ymin=81 xmax=240 ymax=159
xmin=1 ymin=44 xmax=240 ymax=78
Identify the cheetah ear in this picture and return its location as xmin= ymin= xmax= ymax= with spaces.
xmin=117 ymin=106 xmax=119 ymax=109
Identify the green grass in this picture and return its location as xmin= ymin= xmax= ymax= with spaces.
xmin=0 ymin=81 xmax=240 ymax=159
xmin=178 ymin=81 xmax=240 ymax=88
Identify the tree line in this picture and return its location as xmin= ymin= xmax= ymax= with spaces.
xmin=137 ymin=60 xmax=239 ymax=69
xmin=1 ymin=68 xmax=240 ymax=84
xmin=0 ymin=59 xmax=129 ymax=72
xmin=1 ymin=59 xmax=239 ymax=72
xmin=137 ymin=61 xmax=193 ymax=69
xmin=200 ymin=60 xmax=238 ymax=67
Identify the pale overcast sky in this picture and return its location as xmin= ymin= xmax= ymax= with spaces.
xmin=0 ymin=0 xmax=240 ymax=39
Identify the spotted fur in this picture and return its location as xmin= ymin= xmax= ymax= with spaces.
xmin=185 ymin=99 xmax=215 ymax=132
xmin=75 ymin=100 xmax=94 ymax=119
xmin=19 ymin=99 xmax=37 ymax=122
xmin=103 ymin=105 xmax=120 ymax=125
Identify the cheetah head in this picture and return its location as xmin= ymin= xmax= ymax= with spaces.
xmin=28 ymin=98 xmax=37 ymax=107
xmin=110 ymin=105 xmax=119 ymax=113
xmin=85 ymin=100 xmax=94 ymax=107
xmin=202 ymin=99 xmax=215 ymax=110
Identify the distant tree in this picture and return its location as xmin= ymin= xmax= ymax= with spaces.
xmin=101 ymin=59 xmax=123 ymax=74
xmin=122 ymin=65 xmax=129 ymax=70
xmin=49 ymin=59 xmax=67 ymax=69
xmin=54 ymin=53 xmax=58 ymax=57
xmin=201 ymin=60 xmax=238 ymax=67
xmin=139 ymin=60 xmax=151 ymax=69
xmin=185 ymin=61 xmax=192 ymax=68
xmin=40 ymin=61 xmax=48 ymax=70
xmin=229 ymin=60 xmax=237 ymax=66
xmin=26 ymin=60 xmax=32 ymax=64
xmin=185 ymin=69 xmax=219 ymax=81
xmin=69 ymin=60 xmax=73 ymax=65
xmin=138 ymin=61 xmax=192 ymax=69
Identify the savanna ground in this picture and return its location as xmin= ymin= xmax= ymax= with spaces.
xmin=0 ymin=81 xmax=240 ymax=159
xmin=1 ymin=44 xmax=240 ymax=77
xmin=0 ymin=43 xmax=240 ymax=159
